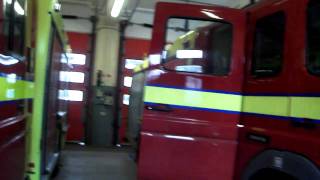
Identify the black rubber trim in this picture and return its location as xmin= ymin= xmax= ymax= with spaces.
xmin=242 ymin=150 xmax=320 ymax=180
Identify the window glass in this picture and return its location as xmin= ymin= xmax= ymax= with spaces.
xmin=59 ymin=71 xmax=85 ymax=83
xmin=59 ymin=90 xmax=83 ymax=101
xmin=61 ymin=53 xmax=86 ymax=65
xmin=252 ymin=12 xmax=286 ymax=76
xmin=125 ymin=59 xmax=143 ymax=69
xmin=307 ymin=0 xmax=320 ymax=75
xmin=123 ymin=76 xmax=133 ymax=87
xmin=0 ymin=0 xmax=11 ymax=53
xmin=12 ymin=0 xmax=25 ymax=55
xmin=163 ymin=18 xmax=233 ymax=76
xmin=0 ymin=0 xmax=25 ymax=56
xmin=123 ymin=94 xmax=130 ymax=105
xmin=149 ymin=54 xmax=161 ymax=65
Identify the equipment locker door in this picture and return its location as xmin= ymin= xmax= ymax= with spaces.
xmin=42 ymin=23 xmax=67 ymax=175
xmin=138 ymin=3 xmax=246 ymax=180
xmin=236 ymin=0 xmax=308 ymax=178
xmin=290 ymin=0 xmax=320 ymax=128
xmin=287 ymin=0 xmax=320 ymax=163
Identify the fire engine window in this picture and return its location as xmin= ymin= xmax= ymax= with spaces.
xmin=59 ymin=90 xmax=83 ymax=101
xmin=0 ymin=0 xmax=11 ymax=53
xmin=252 ymin=12 xmax=286 ymax=77
xmin=307 ymin=0 xmax=320 ymax=76
xmin=0 ymin=0 xmax=26 ymax=57
xmin=61 ymin=53 xmax=87 ymax=65
xmin=59 ymin=71 xmax=85 ymax=83
xmin=12 ymin=0 xmax=25 ymax=56
xmin=163 ymin=18 xmax=233 ymax=76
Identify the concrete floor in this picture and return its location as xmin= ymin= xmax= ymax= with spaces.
xmin=54 ymin=145 xmax=137 ymax=180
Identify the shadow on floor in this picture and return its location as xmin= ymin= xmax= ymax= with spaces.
xmin=54 ymin=145 xmax=137 ymax=180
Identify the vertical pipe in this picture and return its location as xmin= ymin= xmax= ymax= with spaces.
xmin=85 ymin=9 xmax=98 ymax=145
xmin=113 ymin=20 xmax=128 ymax=145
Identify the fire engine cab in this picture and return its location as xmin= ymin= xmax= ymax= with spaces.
xmin=132 ymin=0 xmax=320 ymax=179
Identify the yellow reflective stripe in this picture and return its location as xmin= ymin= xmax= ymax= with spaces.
xmin=291 ymin=97 xmax=320 ymax=120
xmin=144 ymin=86 xmax=242 ymax=112
xmin=144 ymin=86 xmax=320 ymax=120
xmin=242 ymin=96 xmax=289 ymax=117
xmin=134 ymin=59 xmax=150 ymax=73
xmin=0 ymin=77 xmax=34 ymax=101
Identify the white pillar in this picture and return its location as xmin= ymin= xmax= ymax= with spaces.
xmin=93 ymin=15 xmax=120 ymax=87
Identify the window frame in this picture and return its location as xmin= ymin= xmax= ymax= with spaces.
xmin=251 ymin=11 xmax=287 ymax=78
xmin=161 ymin=16 xmax=234 ymax=76
xmin=3 ymin=0 xmax=26 ymax=59
xmin=306 ymin=0 xmax=320 ymax=76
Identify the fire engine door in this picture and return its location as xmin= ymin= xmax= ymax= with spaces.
xmin=138 ymin=3 xmax=246 ymax=180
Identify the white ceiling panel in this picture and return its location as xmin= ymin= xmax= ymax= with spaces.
xmin=60 ymin=0 xmax=251 ymax=34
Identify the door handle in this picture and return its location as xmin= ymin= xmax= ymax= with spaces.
xmin=145 ymin=104 xmax=173 ymax=112
xmin=291 ymin=118 xmax=317 ymax=129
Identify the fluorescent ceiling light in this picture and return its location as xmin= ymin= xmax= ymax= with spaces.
xmin=14 ymin=1 xmax=25 ymax=15
xmin=176 ymin=50 xmax=203 ymax=59
xmin=111 ymin=0 xmax=125 ymax=18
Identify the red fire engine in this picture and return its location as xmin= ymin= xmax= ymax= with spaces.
xmin=133 ymin=0 xmax=320 ymax=179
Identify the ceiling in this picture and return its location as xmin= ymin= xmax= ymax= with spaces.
xmin=60 ymin=0 xmax=251 ymax=18
xmin=60 ymin=0 xmax=251 ymax=34
xmin=127 ymin=0 xmax=240 ymax=10
xmin=124 ymin=0 xmax=247 ymax=17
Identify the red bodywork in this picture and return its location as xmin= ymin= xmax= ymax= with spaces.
xmin=0 ymin=0 xmax=32 ymax=179
xmin=138 ymin=0 xmax=320 ymax=180
xmin=236 ymin=0 xmax=320 ymax=177
xmin=66 ymin=32 xmax=91 ymax=142
xmin=138 ymin=3 xmax=246 ymax=180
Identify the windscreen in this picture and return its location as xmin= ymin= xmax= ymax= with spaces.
xmin=163 ymin=18 xmax=233 ymax=76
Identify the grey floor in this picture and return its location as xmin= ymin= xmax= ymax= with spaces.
xmin=54 ymin=145 xmax=137 ymax=180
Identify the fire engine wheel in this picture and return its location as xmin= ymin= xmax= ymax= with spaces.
xmin=242 ymin=150 xmax=320 ymax=180
xmin=249 ymin=168 xmax=298 ymax=180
